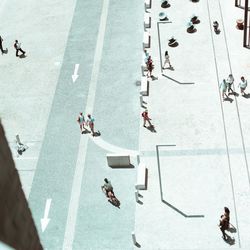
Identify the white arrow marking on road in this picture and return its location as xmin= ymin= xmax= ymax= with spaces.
xmin=41 ymin=198 xmax=52 ymax=232
xmin=71 ymin=64 xmax=80 ymax=82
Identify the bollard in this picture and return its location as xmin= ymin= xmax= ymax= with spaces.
xmin=140 ymin=95 xmax=144 ymax=107
xmin=135 ymin=191 xmax=139 ymax=203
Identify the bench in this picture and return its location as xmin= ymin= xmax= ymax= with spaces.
xmin=144 ymin=13 xmax=151 ymax=29
xmin=143 ymin=31 xmax=150 ymax=49
xmin=145 ymin=0 xmax=151 ymax=9
xmin=135 ymin=163 xmax=147 ymax=190
xmin=106 ymin=153 xmax=130 ymax=167
xmin=140 ymin=76 xmax=148 ymax=96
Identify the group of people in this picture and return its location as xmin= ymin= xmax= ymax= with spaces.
xmin=0 ymin=36 xmax=26 ymax=57
xmin=220 ymin=74 xmax=248 ymax=101
xmin=144 ymin=49 xmax=172 ymax=77
xmin=77 ymin=112 xmax=95 ymax=136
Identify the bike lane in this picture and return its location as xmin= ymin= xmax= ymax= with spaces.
xmin=72 ymin=0 xmax=143 ymax=249
xmin=28 ymin=0 xmax=104 ymax=249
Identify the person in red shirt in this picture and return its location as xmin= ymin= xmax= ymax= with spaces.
xmin=142 ymin=109 xmax=152 ymax=127
xmin=146 ymin=56 xmax=154 ymax=78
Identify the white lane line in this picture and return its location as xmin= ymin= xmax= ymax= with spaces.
xmin=62 ymin=1 xmax=110 ymax=249
xmin=89 ymin=136 xmax=139 ymax=156
xmin=13 ymin=157 xmax=38 ymax=160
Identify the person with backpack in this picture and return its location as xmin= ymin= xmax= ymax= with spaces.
xmin=14 ymin=40 xmax=26 ymax=57
xmin=141 ymin=109 xmax=152 ymax=127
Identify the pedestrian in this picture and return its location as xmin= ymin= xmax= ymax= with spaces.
xmin=141 ymin=109 xmax=152 ymax=127
xmin=218 ymin=207 xmax=230 ymax=240
xmin=238 ymin=76 xmax=247 ymax=96
xmin=213 ymin=21 xmax=219 ymax=33
xmin=226 ymin=74 xmax=234 ymax=95
xmin=0 ymin=36 xmax=6 ymax=55
xmin=14 ymin=40 xmax=26 ymax=57
xmin=162 ymin=50 xmax=172 ymax=69
xmin=87 ymin=114 xmax=95 ymax=136
xmin=146 ymin=56 xmax=154 ymax=78
xmin=220 ymin=79 xmax=228 ymax=101
xmin=77 ymin=112 xmax=86 ymax=133
xmin=102 ymin=178 xmax=114 ymax=197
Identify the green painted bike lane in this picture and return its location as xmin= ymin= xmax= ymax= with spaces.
xmin=28 ymin=0 xmax=103 ymax=249
xmin=72 ymin=0 xmax=143 ymax=249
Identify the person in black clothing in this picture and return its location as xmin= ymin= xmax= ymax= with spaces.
xmin=14 ymin=40 xmax=25 ymax=57
xmin=0 ymin=36 xmax=5 ymax=55
xmin=219 ymin=207 xmax=230 ymax=240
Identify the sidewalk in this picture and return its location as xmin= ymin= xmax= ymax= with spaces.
xmin=135 ymin=0 xmax=250 ymax=249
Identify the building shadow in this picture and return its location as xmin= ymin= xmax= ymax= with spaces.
xmin=162 ymin=74 xmax=195 ymax=84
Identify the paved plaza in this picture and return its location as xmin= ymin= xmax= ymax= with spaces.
xmin=0 ymin=0 xmax=250 ymax=249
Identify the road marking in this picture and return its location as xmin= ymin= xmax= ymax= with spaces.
xmin=13 ymin=156 xmax=38 ymax=160
xmin=90 ymin=136 xmax=138 ymax=156
xmin=71 ymin=63 xmax=80 ymax=82
xmin=41 ymin=198 xmax=52 ymax=232
xmin=62 ymin=1 xmax=110 ymax=249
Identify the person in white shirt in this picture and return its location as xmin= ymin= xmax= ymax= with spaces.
xmin=238 ymin=76 xmax=247 ymax=96
xmin=162 ymin=50 xmax=172 ymax=69
xmin=226 ymin=74 xmax=234 ymax=95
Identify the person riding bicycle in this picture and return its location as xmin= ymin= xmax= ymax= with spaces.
xmin=102 ymin=178 xmax=114 ymax=197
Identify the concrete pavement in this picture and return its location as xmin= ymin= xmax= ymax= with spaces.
xmin=1 ymin=0 xmax=250 ymax=249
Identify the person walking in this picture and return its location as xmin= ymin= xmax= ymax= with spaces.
xmin=102 ymin=178 xmax=114 ymax=197
xmin=0 ymin=36 xmax=6 ymax=55
xmin=142 ymin=109 xmax=152 ymax=127
xmin=220 ymin=79 xmax=228 ymax=101
xmin=77 ymin=112 xmax=86 ymax=133
xmin=146 ymin=56 xmax=154 ymax=78
xmin=226 ymin=74 xmax=234 ymax=95
xmin=87 ymin=114 xmax=95 ymax=136
xmin=162 ymin=50 xmax=172 ymax=69
xmin=14 ymin=40 xmax=26 ymax=57
xmin=218 ymin=207 xmax=230 ymax=240
xmin=238 ymin=76 xmax=247 ymax=96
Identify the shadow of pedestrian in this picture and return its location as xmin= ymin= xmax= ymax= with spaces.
xmin=151 ymin=75 xmax=158 ymax=81
xmin=19 ymin=54 xmax=27 ymax=59
xmin=165 ymin=66 xmax=174 ymax=71
xmin=82 ymin=129 xmax=91 ymax=134
xmin=215 ymin=29 xmax=221 ymax=35
xmin=146 ymin=125 xmax=157 ymax=133
xmin=227 ymin=223 xmax=237 ymax=233
xmin=93 ymin=130 xmax=101 ymax=137
xmin=224 ymin=96 xmax=233 ymax=103
xmin=228 ymin=91 xmax=239 ymax=97
xmin=243 ymin=93 xmax=250 ymax=98
xmin=223 ymin=234 xmax=235 ymax=245
xmin=3 ymin=48 xmax=8 ymax=54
